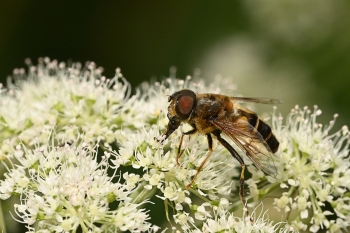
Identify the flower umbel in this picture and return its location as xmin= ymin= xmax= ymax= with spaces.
xmin=1 ymin=58 xmax=349 ymax=232
xmin=188 ymin=205 xmax=292 ymax=233
xmin=1 ymin=131 xmax=152 ymax=232
xmin=248 ymin=105 xmax=350 ymax=232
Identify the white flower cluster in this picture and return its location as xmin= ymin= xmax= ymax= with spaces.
xmin=1 ymin=58 xmax=348 ymax=232
xmin=0 ymin=58 xmax=131 ymax=154
xmin=0 ymin=58 xmax=231 ymax=152
xmin=188 ymin=206 xmax=292 ymax=233
xmin=0 ymin=58 xmax=245 ymax=232
xmin=114 ymin=124 xmax=238 ymax=231
xmin=248 ymin=105 xmax=350 ymax=232
xmin=0 ymin=132 xmax=152 ymax=232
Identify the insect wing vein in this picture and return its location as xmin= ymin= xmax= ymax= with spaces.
xmin=230 ymin=97 xmax=281 ymax=105
xmin=209 ymin=118 xmax=277 ymax=177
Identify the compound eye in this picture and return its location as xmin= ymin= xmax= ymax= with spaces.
xmin=175 ymin=90 xmax=196 ymax=119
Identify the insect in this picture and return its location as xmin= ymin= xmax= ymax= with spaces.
xmin=157 ymin=89 xmax=280 ymax=218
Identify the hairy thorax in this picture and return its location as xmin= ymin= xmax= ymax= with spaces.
xmin=188 ymin=93 xmax=240 ymax=134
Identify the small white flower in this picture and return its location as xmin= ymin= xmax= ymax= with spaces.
xmin=194 ymin=203 xmax=212 ymax=220
xmin=0 ymin=167 xmax=28 ymax=199
xmin=149 ymin=173 xmax=162 ymax=186
xmin=164 ymin=186 xmax=176 ymax=200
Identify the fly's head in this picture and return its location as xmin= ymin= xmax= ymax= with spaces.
xmin=157 ymin=89 xmax=197 ymax=142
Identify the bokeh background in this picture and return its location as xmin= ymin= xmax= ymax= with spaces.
xmin=0 ymin=1 xmax=350 ymax=232
xmin=1 ymin=1 xmax=350 ymax=128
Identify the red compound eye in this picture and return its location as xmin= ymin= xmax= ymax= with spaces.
xmin=174 ymin=90 xmax=196 ymax=119
xmin=177 ymin=96 xmax=194 ymax=115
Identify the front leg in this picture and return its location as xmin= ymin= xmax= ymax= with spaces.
xmin=185 ymin=133 xmax=213 ymax=189
xmin=177 ymin=127 xmax=197 ymax=166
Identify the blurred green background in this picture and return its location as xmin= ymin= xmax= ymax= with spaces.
xmin=0 ymin=1 xmax=350 ymax=232
xmin=1 ymin=1 xmax=350 ymax=127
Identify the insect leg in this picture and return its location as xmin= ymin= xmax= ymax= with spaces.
xmin=185 ymin=133 xmax=213 ymax=189
xmin=212 ymin=130 xmax=252 ymax=221
xmin=177 ymin=128 xmax=197 ymax=166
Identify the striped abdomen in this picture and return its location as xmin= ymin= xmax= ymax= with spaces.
xmin=247 ymin=114 xmax=279 ymax=153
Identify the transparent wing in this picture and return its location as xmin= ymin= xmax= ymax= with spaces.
xmin=231 ymin=97 xmax=282 ymax=105
xmin=209 ymin=118 xmax=277 ymax=177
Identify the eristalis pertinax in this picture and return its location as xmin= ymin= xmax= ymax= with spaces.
xmin=157 ymin=89 xmax=280 ymax=219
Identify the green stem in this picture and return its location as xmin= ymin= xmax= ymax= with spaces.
xmin=130 ymin=181 xmax=158 ymax=204
xmin=187 ymin=186 xmax=212 ymax=204
xmin=0 ymin=201 xmax=7 ymax=233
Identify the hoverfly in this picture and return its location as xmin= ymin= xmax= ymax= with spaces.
xmin=157 ymin=89 xmax=280 ymax=218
